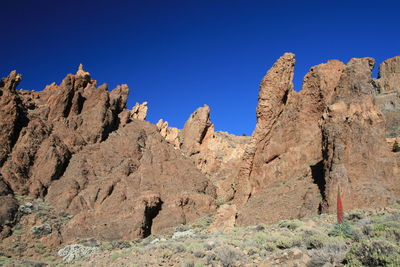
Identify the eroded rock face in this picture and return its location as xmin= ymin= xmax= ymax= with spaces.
xmin=0 ymin=66 xmax=128 ymax=197
xmin=1 ymin=54 xmax=399 ymax=245
xmin=46 ymin=119 xmax=216 ymax=241
xmin=178 ymin=106 xmax=251 ymax=202
xmin=0 ymin=66 xmax=216 ymax=242
xmin=156 ymin=119 xmax=181 ymax=148
xmin=321 ymin=58 xmax=400 ymax=213
xmin=0 ymin=71 xmax=25 ymax=167
xmin=181 ymin=105 xmax=213 ymax=156
xmin=374 ymin=56 xmax=400 ymax=138
xmin=234 ymin=54 xmax=346 ymax=225
xmin=233 ymin=53 xmax=399 ymax=226
xmin=0 ymin=177 xmax=18 ymax=238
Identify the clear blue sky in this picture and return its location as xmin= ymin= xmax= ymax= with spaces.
xmin=1 ymin=0 xmax=399 ymax=135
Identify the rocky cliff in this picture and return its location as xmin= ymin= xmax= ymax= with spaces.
xmin=0 ymin=66 xmax=216 ymax=242
xmin=233 ymin=54 xmax=399 ymax=226
xmin=0 ymin=54 xmax=399 ymax=249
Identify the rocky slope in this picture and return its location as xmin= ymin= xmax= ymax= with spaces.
xmin=0 ymin=54 xmax=399 ymax=264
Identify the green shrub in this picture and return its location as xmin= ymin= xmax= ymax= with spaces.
xmin=345 ymin=240 xmax=400 ymax=267
xmin=329 ymin=220 xmax=353 ymax=238
xmin=303 ymin=234 xmax=328 ymax=249
xmin=346 ymin=210 xmax=364 ymax=221
xmin=372 ymin=221 xmax=400 ymax=242
xmin=275 ymin=236 xmax=301 ymax=249
xmin=278 ymin=219 xmax=304 ymax=230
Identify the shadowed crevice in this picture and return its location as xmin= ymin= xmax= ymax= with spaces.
xmin=310 ymin=160 xmax=326 ymax=214
xmin=143 ymin=200 xmax=163 ymax=238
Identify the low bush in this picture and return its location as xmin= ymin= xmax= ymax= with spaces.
xmin=278 ymin=219 xmax=304 ymax=230
xmin=308 ymin=239 xmax=348 ymax=267
xmin=329 ymin=220 xmax=353 ymax=238
xmin=214 ymin=245 xmax=241 ymax=267
xmin=345 ymin=239 xmax=400 ymax=267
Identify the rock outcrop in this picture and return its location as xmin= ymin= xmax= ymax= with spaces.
xmin=373 ymin=56 xmax=400 ymax=137
xmin=0 ymin=53 xmax=399 ymax=248
xmin=156 ymin=119 xmax=181 ymax=148
xmin=0 ymin=66 xmax=217 ymax=242
xmin=233 ymin=53 xmax=399 ymax=226
xmin=177 ymin=106 xmax=251 ymax=201
xmin=46 ymin=120 xmax=216 ymax=241
xmin=0 ymin=176 xmax=18 ymax=238
xmin=0 ymin=66 xmax=128 ymax=198
xmin=0 ymin=71 xmax=25 ymax=167
xmin=321 ymin=58 xmax=400 ymax=213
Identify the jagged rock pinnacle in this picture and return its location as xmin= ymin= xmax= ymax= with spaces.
xmin=76 ymin=63 xmax=90 ymax=77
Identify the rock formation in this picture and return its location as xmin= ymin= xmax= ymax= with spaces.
xmin=46 ymin=119 xmax=216 ymax=241
xmin=0 ymin=54 xmax=399 ymax=246
xmin=233 ymin=54 xmax=399 ymax=226
xmin=0 ymin=66 xmax=216 ymax=242
xmin=373 ymin=56 xmax=400 ymax=138
xmin=321 ymin=58 xmax=400 ymax=213
xmin=156 ymin=119 xmax=181 ymax=148
xmin=0 ymin=176 xmax=18 ymax=238
xmin=162 ymin=105 xmax=251 ymax=202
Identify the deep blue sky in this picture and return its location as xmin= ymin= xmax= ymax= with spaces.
xmin=1 ymin=0 xmax=399 ymax=135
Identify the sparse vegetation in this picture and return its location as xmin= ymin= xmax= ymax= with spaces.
xmin=2 ymin=204 xmax=400 ymax=266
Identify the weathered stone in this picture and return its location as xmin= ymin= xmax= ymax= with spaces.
xmin=131 ymin=102 xmax=148 ymax=120
xmin=0 ymin=71 xmax=25 ymax=167
xmin=156 ymin=119 xmax=181 ymax=148
xmin=321 ymin=58 xmax=400 ymax=213
xmin=373 ymin=56 xmax=400 ymax=137
xmin=0 ymin=177 xmax=18 ymax=238
xmin=0 ymin=65 xmax=128 ymax=197
xmin=209 ymin=204 xmax=237 ymax=232
xmin=234 ymin=55 xmax=344 ymax=225
xmin=181 ymin=105 xmax=213 ymax=156
xmin=46 ymin=120 xmax=216 ymax=241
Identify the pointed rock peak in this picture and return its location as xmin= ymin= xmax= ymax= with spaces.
xmin=76 ymin=63 xmax=90 ymax=78
xmin=256 ymin=53 xmax=295 ymax=127
xmin=181 ymin=104 xmax=213 ymax=155
xmin=281 ymin=52 xmax=296 ymax=61
xmin=1 ymin=70 xmax=22 ymax=92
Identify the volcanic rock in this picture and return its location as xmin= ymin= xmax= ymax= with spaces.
xmin=181 ymin=104 xmax=213 ymax=156
xmin=234 ymin=54 xmax=345 ymax=225
xmin=0 ymin=71 xmax=25 ymax=167
xmin=0 ymin=176 xmax=18 ymax=238
xmin=321 ymin=57 xmax=400 ymax=212
xmin=373 ymin=56 xmax=400 ymax=137
xmin=0 ymin=65 xmax=216 ymax=242
xmin=156 ymin=119 xmax=181 ymax=148
xmin=209 ymin=204 xmax=237 ymax=232
xmin=131 ymin=102 xmax=148 ymax=120
xmin=46 ymin=119 xmax=216 ymax=241
xmin=234 ymin=53 xmax=399 ymax=226
xmin=0 ymin=65 xmax=128 ymax=197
